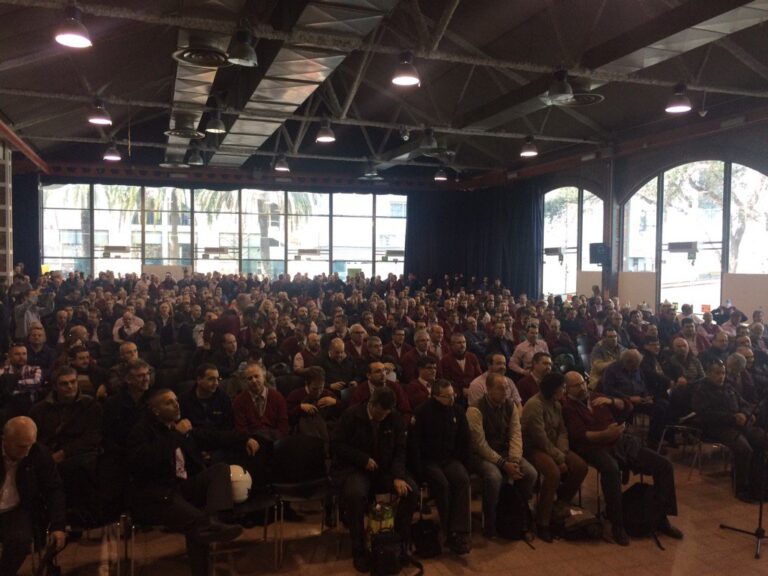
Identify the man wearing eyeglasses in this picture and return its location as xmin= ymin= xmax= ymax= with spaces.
xmin=179 ymin=363 xmax=234 ymax=434
xmin=411 ymin=379 xmax=472 ymax=555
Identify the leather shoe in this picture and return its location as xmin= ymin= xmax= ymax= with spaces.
xmin=659 ymin=519 xmax=684 ymax=540
xmin=353 ymin=552 xmax=371 ymax=573
xmin=612 ymin=525 xmax=630 ymax=546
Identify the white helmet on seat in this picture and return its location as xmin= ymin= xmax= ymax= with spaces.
xmin=230 ymin=465 xmax=253 ymax=504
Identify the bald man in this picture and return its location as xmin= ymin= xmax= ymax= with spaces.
xmin=0 ymin=416 xmax=66 ymax=574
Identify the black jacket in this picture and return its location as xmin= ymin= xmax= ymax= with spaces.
xmin=126 ymin=415 xmax=248 ymax=506
xmin=178 ymin=387 xmax=234 ymax=432
xmin=692 ymin=380 xmax=750 ymax=431
xmin=410 ymin=398 xmax=470 ymax=481
xmin=0 ymin=443 xmax=66 ymax=532
xmin=30 ymin=392 xmax=102 ymax=458
xmin=331 ymin=403 xmax=407 ymax=480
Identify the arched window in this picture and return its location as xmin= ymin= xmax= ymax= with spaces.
xmin=543 ymin=186 xmax=604 ymax=297
xmin=621 ymin=161 xmax=768 ymax=311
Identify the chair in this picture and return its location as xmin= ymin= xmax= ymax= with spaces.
xmin=658 ymin=414 xmax=732 ymax=482
xmin=271 ymin=434 xmax=334 ymax=567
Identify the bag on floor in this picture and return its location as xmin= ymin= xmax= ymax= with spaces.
xmin=411 ymin=517 xmax=441 ymax=558
xmin=495 ymin=482 xmax=532 ymax=540
xmin=622 ymin=482 xmax=664 ymax=542
xmin=551 ymin=504 xmax=603 ymax=540
xmin=370 ymin=530 xmax=402 ymax=576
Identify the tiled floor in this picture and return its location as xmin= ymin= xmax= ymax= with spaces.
xmin=30 ymin=447 xmax=768 ymax=576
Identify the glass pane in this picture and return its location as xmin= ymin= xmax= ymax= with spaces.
xmin=581 ymin=190 xmax=604 ymax=272
xmin=542 ymin=250 xmax=577 ymax=297
xmin=43 ymin=209 xmax=90 ymax=257
xmin=242 ymin=189 xmax=285 ymax=214
xmin=144 ymin=187 xmax=191 ymax=212
xmin=287 ymin=215 xmax=329 ymax=261
xmin=42 ymin=183 xmax=89 ymax=209
xmin=333 ymin=261 xmax=373 ymax=279
xmin=93 ymin=210 xmax=141 ymax=258
xmin=43 ymin=257 xmax=90 ymax=276
xmin=660 ymin=161 xmax=724 ymax=311
xmin=375 ymin=218 xmax=406 ymax=258
xmin=376 ymin=195 xmax=407 ymax=218
xmin=94 ymin=258 xmax=142 ymax=276
xmin=333 ymin=216 xmax=372 ymax=260
xmin=334 ymin=193 xmax=373 ymax=216
xmin=144 ymin=258 xmax=192 ymax=268
xmin=94 ymin=184 xmax=141 ymax=210
xmin=195 ymin=213 xmax=239 ymax=260
xmin=729 ymin=164 xmax=768 ymax=274
xmin=375 ymin=260 xmax=404 ymax=278
xmin=144 ymin=223 xmax=191 ymax=261
xmin=288 ymin=192 xmax=329 ymax=215
xmin=287 ymin=259 xmax=328 ymax=277
xmin=622 ymin=177 xmax=658 ymax=272
xmin=194 ymin=259 xmax=239 ymax=275
xmin=242 ymin=213 xmax=285 ymax=261
xmin=194 ymin=189 xmax=238 ymax=213
xmin=242 ymin=260 xmax=285 ymax=277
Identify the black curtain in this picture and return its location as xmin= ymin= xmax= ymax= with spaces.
xmin=404 ymin=182 xmax=543 ymax=298
xmin=12 ymin=173 xmax=41 ymax=281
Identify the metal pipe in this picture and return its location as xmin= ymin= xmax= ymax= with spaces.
xmin=0 ymin=118 xmax=50 ymax=174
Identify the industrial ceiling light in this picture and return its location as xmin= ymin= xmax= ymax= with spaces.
xmin=87 ymin=99 xmax=112 ymax=126
xmin=188 ymin=146 xmax=204 ymax=166
xmin=547 ymin=70 xmax=574 ymax=105
xmin=665 ymin=83 xmax=692 ymax=114
xmin=434 ymin=167 xmax=448 ymax=182
xmin=205 ymin=109 xmax=227 ymax=134
xmin=103 ymin=142 xmax=121 ymax=162
xmin=391 ymin=51 xmax=420 ymax=87
xmin=165 ymin=116 xmax=205 ymax=139
xmin=520 ymin=136 xmax=539 ymax=158
xmin=274 ymin=154 xmax=290 ymax=172
xmin=55 ymin=4 xmax=92 ymax=48
xmin=227 ymin=28 xmax=258 ymax=67
xmin=315 ymin=119 xmax=336 ymax=143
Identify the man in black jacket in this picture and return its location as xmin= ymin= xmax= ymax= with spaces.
xmin=411 ymin=379 xmax=472 ymax=554
xmin=693 ymin=360 xmax=766 ymax=502
xmin=332 ymin=386 xmax=417 ymax=573
xmin=0 ymin=416 xmax=66 ymax=574
xmin=126 ymin=388 xmax=259 ymax=576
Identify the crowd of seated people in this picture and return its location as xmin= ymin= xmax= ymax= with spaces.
xmin=2 ymin=267 xmax=768 ymax=573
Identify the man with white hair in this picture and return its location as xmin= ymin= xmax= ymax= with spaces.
xmin=0 ymin=416 xmax=66 ymax=573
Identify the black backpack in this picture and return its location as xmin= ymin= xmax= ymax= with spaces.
xmin=551 ymin=505 xmax=603 ymax=540
xmin=622 ymin=482 xmax=665 ymax=548
xmin=411 ymin=517 xmax=441 ymax=558
xmin=371 ymin=531 xmax=424 ymax=576
xmin=496 ymin=482 xmax=532 ymax=540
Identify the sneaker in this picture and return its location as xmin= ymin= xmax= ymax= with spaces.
xmin=445 ymin=532 xmax=471 ymax=555
xmin=612 ymin=525 xmax=630 ymax=546
xmin=353 ymin=552 xmax=371 ymax=573
xmin=658 ymin=518 xmax=684 ymax=540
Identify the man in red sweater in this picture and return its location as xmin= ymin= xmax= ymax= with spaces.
xmin=438 ymin=332 xmax=483 ymax=400
xmin=407 ymin=356 xmax=438 ymax=411
xmin=232 ymin=362 xmax=289 ymax=440
xmin=350 ymin=360 xmax=412 ymax=426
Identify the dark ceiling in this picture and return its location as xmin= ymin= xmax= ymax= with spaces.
xmin=2 ymin=0 xmax=768 ymax=183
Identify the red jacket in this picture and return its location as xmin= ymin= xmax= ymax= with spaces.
xmin=437 ymin=352 xmax=483 ymax=392
xmin=561 ymin=393 xmax=633 ymax=454
xmin=383 ymin=341 xmax=413 ymax=363
xmin=350 ymin=381 xmax=412 ymax=425
xmin=401 ymin=349 xmax=437 ymax=384
xmin=406 ymin=378 xmax=431 ymax=411
xmin=232 ymin=388 xmax=289 ymax=438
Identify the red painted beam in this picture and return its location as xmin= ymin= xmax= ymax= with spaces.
xmin=0 ymin=119 xmax=50 ymax=174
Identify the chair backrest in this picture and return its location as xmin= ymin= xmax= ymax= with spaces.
xmin=272 ymin=434 xmax=326 ymax=484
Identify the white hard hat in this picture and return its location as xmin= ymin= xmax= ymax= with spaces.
xmin=230 ymin=465 xmax=253 ymax=504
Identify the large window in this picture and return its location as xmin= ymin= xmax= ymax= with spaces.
xmin=542 ymin=186 xmax=603 ymax=297
xmin=41 ymin=185 xmax=407 ymax=278
xmin=622 ymin=160 xmax=768 ymax=311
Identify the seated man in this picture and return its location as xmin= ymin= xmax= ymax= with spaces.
xmin=674 ymin=318 xmax=709 ymax=357
xmin=210 ymin=332 xmax=249 ymax=380
xmin=285 ymin=366 xmax=339 ymax=439
xmin=315 ymin=338 xmax=359 ymax=393
xmin=662 ymin=338 xmax=705 ymax=386
xmin=406 ymin=355 xmax=438 ymax=411
xmin=0 ymin=416 xmax=66 ymax=574
xmin=0 ymin=342 xmax=44 ymax=418
xmin=26 ymin=324 xmax=56 ymax=381
xmin=467 ymin=372 xmax=537 ymax=539
xmin=467 ymin=353 xmax=523 ymax=407
xmin=516 ymin=352 xmax=553 ymax=405
xmin=589 ymin=328 xmax=625 ymax=390
xmin=332 ymin=387 xmax=417 ymax=573
xmin=693 ymin=360 xmax=767 ymax=502
xmin=437 ymin=332 xmax=483 ymax=401
xmin=562 ymin=371 xmax=682 ymax=546
xmin=179 ymin=363 xmax=234 ymax=433
xmin=602 ymin=349 xmax=670 ymax=448
xmin=232 ymin=362 xmax=289 ymax=440
xmin=67 ymin=345 xmax=105 ymax=397
xmin=521 ymin=373 xmax=587 ymax=542
xmin=698 ymin=331 xmax=730 ymax=369
xmin=351 ymin=361 xmax=411 ymax=426
xmin=411 ymin=379 xmax=472 ymax=554
xmin=127 ymin=388 xmax=258 ymax=576
xmin=400 ymin=329 xmax=435 ymax=384
xmin=30 ymin=366 xmax=102 ymax=521
xmin=509 ymin=325 xmax=549 ymax=379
